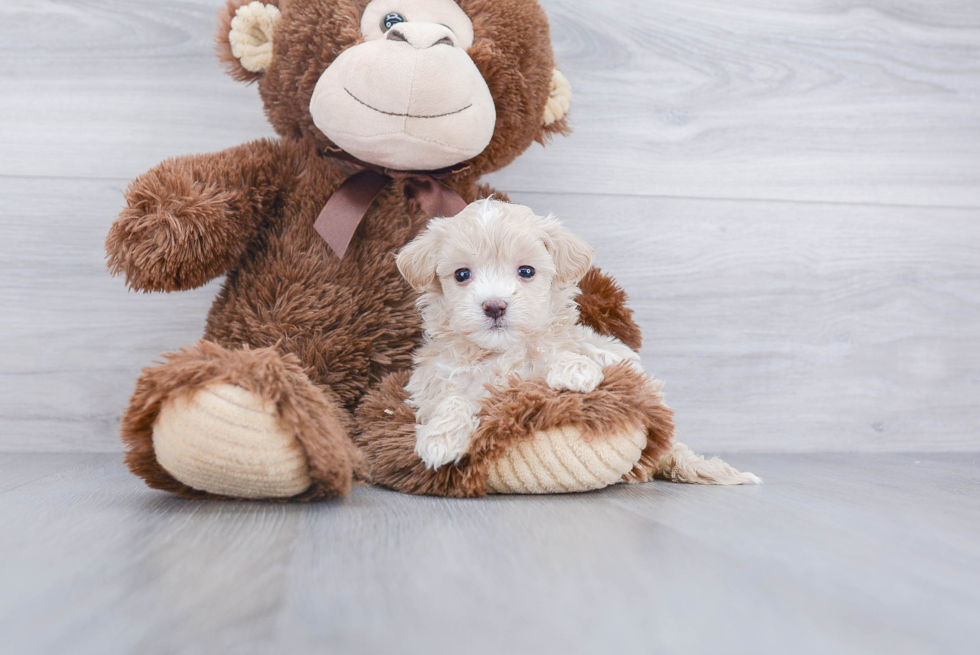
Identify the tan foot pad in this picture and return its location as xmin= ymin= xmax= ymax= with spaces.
xmin=485 ymin=424 xmax=647 ymax=494
xmin=153 ymin=383 xmax=312 ymax=499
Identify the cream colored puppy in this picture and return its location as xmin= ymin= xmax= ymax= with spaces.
xmin=396 ymin=199 xmax=642 ymax=470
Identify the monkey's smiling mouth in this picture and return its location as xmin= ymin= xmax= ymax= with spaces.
xmin=345 ymin=88 xmax=472 ymax=119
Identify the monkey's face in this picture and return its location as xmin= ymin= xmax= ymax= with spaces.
xmin=309 ymin=0 xmax=495 ymax=171
xmin=219 ymin=0 xmax=570 ymax=176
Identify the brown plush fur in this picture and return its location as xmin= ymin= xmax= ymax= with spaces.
xmin=108 ymin=0 xmax=646 ymax=499
xmin=219 ymin=0 xmax=567 ymax=179
xmin=577 ymin=268 xmax=643 ymax=352
xmin=355 ymin=363 xmax=674 ymax=497
xmin=121 ymin=341 xmax=367 ymax=500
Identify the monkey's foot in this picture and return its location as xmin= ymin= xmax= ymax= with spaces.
xmin=355 ymin=362 xmax=675 ymax=496
xmin=153 ymin=383 xmax=311 ymax=499
xmin=121 ymin=341 xmax=362 ymax=501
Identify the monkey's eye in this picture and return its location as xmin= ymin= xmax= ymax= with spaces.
xmin=382 ymin=12 xmax=406 ymax=31
xmin=518 ymin=265 xmax=535 ymax=279
xmin=454 ymin=268 xmax=471 ymax=283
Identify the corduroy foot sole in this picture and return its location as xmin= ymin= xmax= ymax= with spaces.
xmin=153 ymin=383 xmax=312 ymax=499
xmin=485 ymin=424 xmax=647 ymax=494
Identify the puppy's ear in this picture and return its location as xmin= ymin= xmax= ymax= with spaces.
xmin=396 ymin=226 xmax=443 ymax=292
xmin=542 ymin=219 xmax=595 ymax=285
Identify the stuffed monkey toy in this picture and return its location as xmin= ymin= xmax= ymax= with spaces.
xmin=106 ymin=0 xmax=757 ymax=500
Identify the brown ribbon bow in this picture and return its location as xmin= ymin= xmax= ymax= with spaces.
xmin=314 ymin=148 xmax=470 ymax=259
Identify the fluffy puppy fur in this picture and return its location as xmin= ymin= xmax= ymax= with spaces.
xmin=397 ymin=199 xmax=644 ymax=469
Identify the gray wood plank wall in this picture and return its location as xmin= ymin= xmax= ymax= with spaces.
xmin=2 ymin=0 xmax=978 ymax=453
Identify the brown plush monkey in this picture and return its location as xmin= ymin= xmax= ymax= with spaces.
xmin=106 ymin=0 xmax=756 ymax=500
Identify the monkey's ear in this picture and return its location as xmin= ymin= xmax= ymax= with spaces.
xmin=540 ymin=69 xmax=572 ymax=139
xmin=217 ymin=1 xmax=281 ymax=83
xmin=396 ymin=224 xmax=444 ymax=293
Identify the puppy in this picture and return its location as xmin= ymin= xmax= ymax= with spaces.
xmin=396 ymin=199 xmax=642 ymax=470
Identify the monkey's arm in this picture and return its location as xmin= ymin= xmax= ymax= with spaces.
xmin=106 ymin=138 xmax=294 ymax=292
xmin=576 ymin=268 xmax=643 ymax=352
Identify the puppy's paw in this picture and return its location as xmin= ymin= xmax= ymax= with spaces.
xmin=580 ymin=331 xmax=643 ymax=371
xmin=547 ymin=353 xmax=604 ymax=393
xmin=414 ymin=397 xmax=481 ymax=469
xmin=414 ymin=423 xmax=475 ymax=470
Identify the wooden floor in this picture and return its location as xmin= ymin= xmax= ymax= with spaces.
xmin=2 ymin=1 xmax=979 ymax=653
xmin=1 ymin=452 xmax=977 ymax=654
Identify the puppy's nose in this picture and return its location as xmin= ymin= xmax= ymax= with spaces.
xmin=482 ymin=300 xmax=507 ymax=320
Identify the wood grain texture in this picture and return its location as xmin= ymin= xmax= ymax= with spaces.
xmin=2 ymin=1 xmax=977 ymax=205
xmin=512 ymin=191 xmax=980 ymax=453
xmin=494 ymin=0 xmax=980 ymax=206
xmin=1 ymin=0 xmax=979 ymax=452
xmin=0 ymin=0 xmax=274 ymax=181
xmin=0 ymin=453 xmax=977 ymax=654
xmin=0 ymin=177 xmax=220 ymax=451
xmin=3 ymin=5 xmax=978 ymax=653
xmin=3 ymin=177 xmax=978 ymax=452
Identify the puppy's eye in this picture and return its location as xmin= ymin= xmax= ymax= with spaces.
xmin=382 ymin=12 xmax=406 ymax=31
xmin=517 ymin=265 xmax=535 ymax=279
xmin=454 ymin=268 xmax=471 ymax=283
